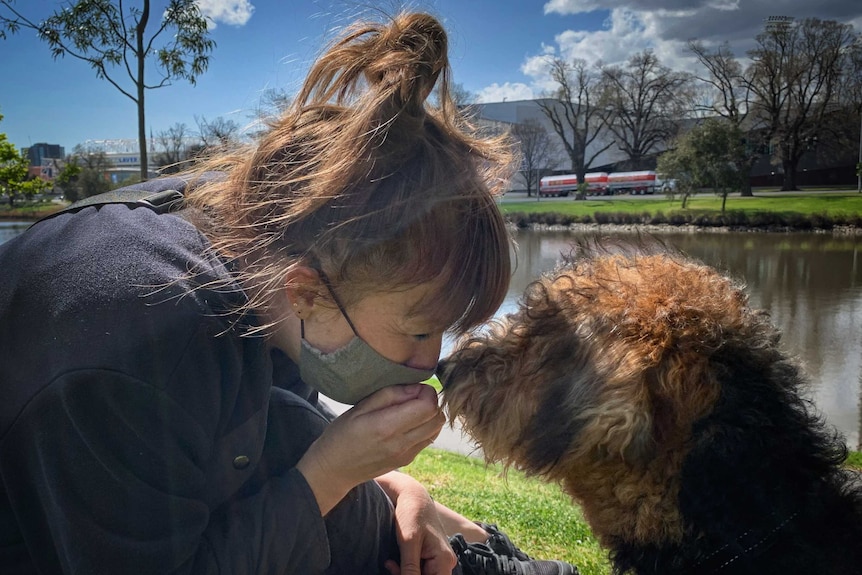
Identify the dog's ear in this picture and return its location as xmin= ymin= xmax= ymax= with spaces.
xmin=586 ymin=393 xmax=656 ymax=467
xmin=519 ymin=361 xmax=657 ymax=472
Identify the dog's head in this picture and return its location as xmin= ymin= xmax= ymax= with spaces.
xmin=438 ymin=240 xmax=765 ymax=544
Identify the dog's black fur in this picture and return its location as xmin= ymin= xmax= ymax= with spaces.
xmin=615 ymin=340 xmax=862 ymax=574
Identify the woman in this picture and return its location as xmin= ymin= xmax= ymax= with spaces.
xmin=0 ymin=11 xmax=577 ymax=575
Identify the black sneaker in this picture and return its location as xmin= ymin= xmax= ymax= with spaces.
xmin=450 ymin=533 xmax=580 ymax=575
xmin=475 ymin=522 xmax=532 ymax=561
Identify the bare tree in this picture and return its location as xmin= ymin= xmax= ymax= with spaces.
xmin=599 ymin=50 xmax=696 ymax=170
xmin=194 ymin=115 xmax=241 ymax=150
xmin=536 ymin=58 xmax=611 ymax=190
xmin=154 ymin=122 xmax=190 ymax=174
xmin=688 ymin=41 xmax=762 ymax=196
xmin=257 ymin=87 xmax=293 ymax=117
xmin=745 ymin=17 xmax=859 ymax=190
xmin=832 ymin=35 xmax=862 ymax=193
xmin=247 ymin=87 xmax=293 ymax=140
xmin=511 ymin=119 xmax=560 ymax=197
xmin=432 ymin=81 xmax=475 ymax=109
xmin=1 ymin=0 xmax=214 ymax=181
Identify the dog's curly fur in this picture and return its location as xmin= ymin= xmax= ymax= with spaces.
xmin=438 ymin=239 xmax=862 ymax=575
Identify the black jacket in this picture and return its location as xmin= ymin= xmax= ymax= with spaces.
xmin=0 ymin=203 xmax=336 ymax=573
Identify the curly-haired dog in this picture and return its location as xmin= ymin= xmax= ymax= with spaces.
xmin=438 ymin=241 xmax=862 ymax=575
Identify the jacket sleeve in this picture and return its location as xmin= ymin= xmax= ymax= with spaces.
xmin=0 ymin=334 xmax=331 ymax=574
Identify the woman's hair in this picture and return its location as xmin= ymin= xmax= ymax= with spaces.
xmin=186 ymin=11 xmax=516 ymax=334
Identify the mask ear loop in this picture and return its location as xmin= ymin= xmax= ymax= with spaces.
xmin=315 ymin=268 xmax=360 ymax=336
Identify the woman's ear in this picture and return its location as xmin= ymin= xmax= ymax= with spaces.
xmin=284 ymin=266 xmax=322 ymax=316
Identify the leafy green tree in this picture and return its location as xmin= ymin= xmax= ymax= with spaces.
xmin=656 ymin=138 xmax=698 ymax=209
xmin=0 ymin=114 xmax=46 ymax=206
xmin=658 ymin=118 xmax=746 ymax=212
xmin=56 ymin=146 xmax=112 ymax=202
xmin=1 ymin=0 xmax=215 ymax=181
xmin=55 ymin=158 xmax=83 ymax=202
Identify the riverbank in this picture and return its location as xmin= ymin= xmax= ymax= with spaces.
xmin=5 ymin=192 xmax=862 ymax=236
xmin=0 ymin=203 xmax=65 ymax=220
xmin=500 ymin=190 xmax=862 ymax=234
xmin=512 ymin=221 xmax=862 ymax=236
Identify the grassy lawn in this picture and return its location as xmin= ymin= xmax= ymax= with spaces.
xmin=502 ymin=192 xmax=862 ymax=219
xmin=0 ymin=201 xmax=67 ymax=220
xmin=403 ymin=447 xmax=611 ymax=574
xmin=6 ymin=192 xmax=861 ymax=223
xmin=406 ymin=446 xmax=862 ymax=575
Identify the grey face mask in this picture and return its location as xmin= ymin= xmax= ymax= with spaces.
xmin=298 ymin=273 xmax=435 ymax=405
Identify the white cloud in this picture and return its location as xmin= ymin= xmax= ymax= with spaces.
xmin=544 ymin=0 xmax=605 ymax=14
xmin=475 ymin=82 xmax=536 ymax=103
xmin=706 ymin=0 xmax=740 ymax=11
xmin=195 ymin=0 xmax=254 ymax=28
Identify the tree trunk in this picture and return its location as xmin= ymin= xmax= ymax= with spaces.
xmin=137 ymin=1 xmax=150 ymax=182
xmin=781 ymin=159 xmax=798 ymax=191
xmin=740 ymin=164 xmax=754 ymax=197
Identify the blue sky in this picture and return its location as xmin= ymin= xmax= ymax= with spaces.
xmin=1 ymin=0 xmax=860 ymax=153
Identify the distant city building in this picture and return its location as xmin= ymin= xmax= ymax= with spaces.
xmin=22 ymin=143 xmax=65 ymax=167
xmin=77 ymin=139 xmax=159 ymax=183
xmin=40 ymin=158 xmax=65 ymax=180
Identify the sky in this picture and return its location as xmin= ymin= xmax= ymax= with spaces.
xmin=1 ymin=0 xmax=861 ymax=153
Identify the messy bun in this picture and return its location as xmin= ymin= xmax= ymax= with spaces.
xmin=300 ymin=12 xmax=448 ymax=117
xmin=187 ymin=11 xmax=516 ymax=335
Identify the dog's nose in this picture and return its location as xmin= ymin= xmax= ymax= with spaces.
xmin=436 ymin=359 xmax=451 ymax=389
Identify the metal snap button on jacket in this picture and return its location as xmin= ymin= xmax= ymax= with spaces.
xmin=232 ymin=455 xmax=250 ymax=470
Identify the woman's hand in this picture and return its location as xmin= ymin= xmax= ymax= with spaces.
xmin=296 ymin=383 xmax=444 ymax=515
xmin=377 ymin=471 xmax=457 ymax=575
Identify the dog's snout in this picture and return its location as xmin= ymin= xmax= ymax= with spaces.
xmin=436 ymin=359 xmax=452 ymax=389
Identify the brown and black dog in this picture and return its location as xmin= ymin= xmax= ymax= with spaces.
xmin=439 ymin=239 xmax=862 ymax=575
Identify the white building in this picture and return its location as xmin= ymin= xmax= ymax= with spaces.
xmin=78 ymin=139 xmax=160 ymax=183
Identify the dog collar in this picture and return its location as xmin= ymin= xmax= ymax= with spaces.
xmin=693 ymin=511 xmax=799 ymax=573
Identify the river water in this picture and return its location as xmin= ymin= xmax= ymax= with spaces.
xmin=3 ymin=222 xmax=861 ymax=450
xmin=506 ymin=229 xmax=862 ymax=451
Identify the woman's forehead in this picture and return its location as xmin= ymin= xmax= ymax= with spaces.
xmin=354 ymin=281 xmax=459 ymax=328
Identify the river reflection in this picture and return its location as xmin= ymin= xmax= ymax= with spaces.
xmin=0 ymin=222 xmax=31 ymax=245
xmin=3 ymin=223 xmax=861 ymax=449
xmin=507 ymin=230 xmax=862 ymax=450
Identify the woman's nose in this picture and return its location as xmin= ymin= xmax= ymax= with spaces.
xmin=412 ymin=334 xmax=444 ymax=370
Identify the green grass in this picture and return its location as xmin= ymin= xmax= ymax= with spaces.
xmin=406 ymin=447 xmax=862 ymax=574
xmin=502 ymin=192 xmax=862 ymax=219
xmin=0 ymin=200 xmax=66 ymax=220
xmin=403 ymin=447 xmax=610 ymax=574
